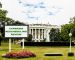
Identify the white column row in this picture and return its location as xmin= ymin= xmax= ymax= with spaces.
xmin=29 ymin=28 xmax=45 ymax=42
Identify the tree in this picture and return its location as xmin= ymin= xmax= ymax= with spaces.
xmin=0 ymin=3 xmax=15 ymax=44
xmin=49 ymin=28 xmax=56 ymax=42
xmin=26 ymin=34 xmax=32 ymax=42
xmin=61 ymin=19 xmax=75 ymax=42
xmin=69 ymin=17 xmax=75 ymax=24
xmin=0 ymin=10 xmax=7 ymax=18
xmin=49 ymin=28 xmax=61 ymax=42
xmin=0 ymin=2 xmax=2 ymax=8
xmin=61 ymin=24 xmax=70 ymax=41
xmin=0 ymin=3 xmax=7 ymax=45
xmin=71 ymin=28 xmax=75 ymax=37
xmin=69 ymin=16 xmax=75 ymax=37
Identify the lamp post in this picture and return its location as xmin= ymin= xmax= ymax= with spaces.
xmin=68 ymin=32 xmax=74 ymax=56
xmin=69 ymin=33 xmax=72 ymax=52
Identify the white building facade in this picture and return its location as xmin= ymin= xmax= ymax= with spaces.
xmin=29 ymin=24 xmax=61 ymax=42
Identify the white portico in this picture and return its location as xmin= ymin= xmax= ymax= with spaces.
xmin=29 ymin=24 xmax=61 ymax=42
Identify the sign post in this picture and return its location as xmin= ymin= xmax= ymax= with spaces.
xmin=22 ymin=38 xmax=24 ymax=49
xmin=9 ymin=39 xmax=11 ymax=52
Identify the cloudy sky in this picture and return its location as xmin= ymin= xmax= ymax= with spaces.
xmin=1 ymin=0 xmax=75 ymax=25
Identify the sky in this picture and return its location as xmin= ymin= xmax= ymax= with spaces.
xmin=1 ymin=0 xmax=75 ymax=25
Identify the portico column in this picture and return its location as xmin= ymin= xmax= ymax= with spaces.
xmin=49 ymin=29 xmax=51 ymax=42
xmin=35 ymin=29 xmax=37 ymax=42
xmin=38 ymin=29 xmax=40 ymax=42
xmin=43 ymin=29 xmax=44 ymax=40
xmin=42 ymin=29 xmax=43 ymax=40
xmin=44 ymin=29 xmax=46 ymax=40
xmin=29 ymin=29 xmax=31 ymax=34
xmin=46 ymin=29 xmax=50 ymax=42
xmin=32 ymin=29 xmax=33 ymax=41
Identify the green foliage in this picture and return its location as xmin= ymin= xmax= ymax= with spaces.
xmin=0 ymin=2 xmax=2 ymax=8
xmin=49 ymin=28 xmax=62 ymax=42
xmin=0 ymin=9 xmax=7 ymax=45
xmin=0 ymin=10 xmax=7 ymax=17
xmin=0 ymin=9 xmax=14 ymax=23
xmin=69 ymin=17 xmax=75 ymax=24
xmin=50 ymin=28 xmax=56 ymax=32
xmin=61 ymin=22 xmax=75 ymax=41
xmin=70 ymin=28 xmax=75 ymax=37
xmin=26 ymin=34 xmax=32 ymax=42
xmin=0 ymin=9 xmax=7 ymax=21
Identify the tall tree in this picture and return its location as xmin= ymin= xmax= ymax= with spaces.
xmin=49 ymin=28 xmax=61 ymax=42
xmin=61 ymin=18 xmax=75 ymax=42
xmin=49 ymin=28 xmax=56 ymax=42
xmin=61 ymin=24 xmax=70 ymax=41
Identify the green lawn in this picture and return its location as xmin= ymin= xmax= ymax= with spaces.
xmin=0 ymin=42 xmax=75 ymax=60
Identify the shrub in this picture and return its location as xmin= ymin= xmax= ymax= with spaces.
xmin=26 ymin=34 xmax=32 ymax=42
xmin=2 ymin=51 xmax=36 ymax=58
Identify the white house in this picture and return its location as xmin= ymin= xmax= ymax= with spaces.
xmin=29 ymin=24 xmax=61 ymax=42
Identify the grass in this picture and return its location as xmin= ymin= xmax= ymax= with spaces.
xmin=0 ymin=42 xmax=75 ymax=60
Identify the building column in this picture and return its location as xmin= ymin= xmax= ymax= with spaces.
xmin=32 ymin=29 xmax=34 ymax=41
xmin=49 ymin=29 xmax=51 ymax=42
xmin=46 ymin=29 xmax=50 ymax=42
xmin=42 ymin=29 xmax=43 ymax=40
xmin=44 ymin=29 xmax=46 ymax=41
xmin=38 ymin=29 xmax=40 ymax=42
xmin=43 ymin=29 xmax=44 ymax=39
xmin=29 ymin=29 xmax=31 ymax=34
xmin=33 ymin=29 xmax=35 ymax=39
xmin=35 ymin=28 xmax=37 ymax=42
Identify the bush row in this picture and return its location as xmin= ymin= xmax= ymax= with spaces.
xmin=21 ymin=42 xmax=74 ymax=46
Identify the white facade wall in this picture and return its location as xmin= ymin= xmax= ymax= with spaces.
xmin=29 ymin=24 xmax=61 ymax=42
